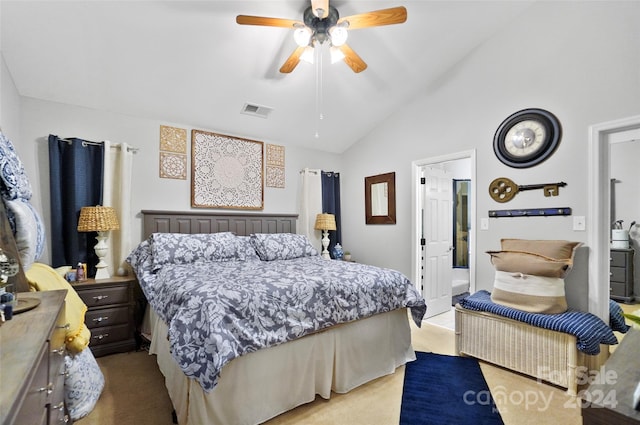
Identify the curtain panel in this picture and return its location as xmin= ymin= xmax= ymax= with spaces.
xmin=48 ymin=135 xmax=104 ymax=274
xmin=102 ymin=141 xmax=134 ymax=276
xmin=321 ymin=171 xmax=341 ymax=258
xmin=297 ymin=168 xmax=323 ymax=252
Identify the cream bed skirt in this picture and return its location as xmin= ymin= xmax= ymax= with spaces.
xmin=148 ymin=308 xmax=416 ymax=425
xmin=455 ymin=305 xmax=609 ymax=396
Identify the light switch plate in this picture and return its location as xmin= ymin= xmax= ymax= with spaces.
xmin=480 ymin=218 xmax=489 ymax=231
xmin=573 ymin=216 xmax=586 ymax=231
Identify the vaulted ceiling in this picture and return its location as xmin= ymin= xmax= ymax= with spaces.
xmin=1 ymin=1 xmax=533 ymax=153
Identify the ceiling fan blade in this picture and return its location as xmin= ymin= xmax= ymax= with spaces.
xmin=279 ymin=46 xmax=306 ymax=73
xmin=338 ymin=6 xmax=407 ymax=30
xmin=339 ymin=44 xmax=367 ymax=73
xmin=236 ymin=15 xmax=302 ymax=28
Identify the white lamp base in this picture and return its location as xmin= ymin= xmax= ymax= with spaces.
xmin=93 ymin=231 xmax=111 ymax=279
xmin=321 ymin=230 xmax=331 ymax=260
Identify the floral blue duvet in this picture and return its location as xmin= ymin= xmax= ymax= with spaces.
xmin=128 ymin=232 xmax=426 ymax=392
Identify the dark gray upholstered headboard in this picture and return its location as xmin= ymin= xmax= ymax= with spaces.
xmin=141 ymin=210 xmax=297 ymax=239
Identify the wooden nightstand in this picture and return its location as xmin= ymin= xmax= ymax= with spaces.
xmin=72 ymin=275 xmax=137 ymax=357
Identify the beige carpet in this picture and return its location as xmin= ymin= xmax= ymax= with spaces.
xmin=76 ymin=304 xmax=638 ymax=425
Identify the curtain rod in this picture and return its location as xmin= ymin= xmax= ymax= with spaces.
xmin=59 ymin=137 xmax=139 ymax=153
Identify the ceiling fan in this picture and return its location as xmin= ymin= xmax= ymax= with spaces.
xmin=236 ymin=0 xmax=407 ymax=73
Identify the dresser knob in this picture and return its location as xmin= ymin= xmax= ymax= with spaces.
xmin=93 ymin=295 xmax=109 ymax=301
xmin=93 ymin=333 xmax=109 ymax=340
xmin=92 ymin=316 xmax=109 ymax=323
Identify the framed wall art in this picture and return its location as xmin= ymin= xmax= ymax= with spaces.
xmin=191 ymin=129 xmax=264 ymax=209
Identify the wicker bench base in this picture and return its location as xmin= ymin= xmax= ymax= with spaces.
xmin=455 ymin=305 xmax=610 ymax=396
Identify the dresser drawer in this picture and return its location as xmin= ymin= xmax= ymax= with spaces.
xmin=78 ymin=285 xmax=129 ymax=307
xmin=89 ymin=323 xmax=131 ymax=347
xmin=85 ymin=305 xmax=130 ymax=328
xmin=610 ymin=250 xmax=627 ymax=267
xmin=13 ymin=343 xmax=49 ymax=425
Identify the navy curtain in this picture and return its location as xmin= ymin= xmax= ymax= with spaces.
xmin=48 ymin=135 xmax=104 ymax=274
xmin=321 ymin=171 xmax=341 ymax=258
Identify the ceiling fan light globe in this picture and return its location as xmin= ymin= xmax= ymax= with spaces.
xmin=293 ymin=27 xmax=312 ymax=47
xmin=330 ymin=46 xmax=345 ymax=64
xmin=300 ymin=46 xmax=315 ymax=64
xmin=329 ymin=26 xmax=348 ymax=46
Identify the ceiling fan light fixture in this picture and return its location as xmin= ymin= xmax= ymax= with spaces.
xmin=329 ymin=46 xmax=345 ymax=64
xmin=293 ymin=26 xmax=312 ymax=47
xmin=301 ymin=46 xmax=315 ymax=64
xmin=328 ymin=25 xmax=348 ymax=46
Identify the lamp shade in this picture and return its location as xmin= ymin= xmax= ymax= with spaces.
xmin=77 ymin=206 xmax=120 ymax=232
xmin=314 ymin=213 xmax=336 ymax=231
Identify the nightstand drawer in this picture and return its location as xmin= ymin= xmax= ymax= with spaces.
xmin=610 ymin=281 xmax=626 ymax=297
xmin=609 ymin=250 xmax=627 ymax=267
xmin=85 ymin=306 xmax=130 ymax=328
xmin=609 ymin=266 xmax=627 ymax=283
xmin=78 ymin=285 xmax=129 ymax=307
xmin=89 ymin=324 xmax=131 ymax=347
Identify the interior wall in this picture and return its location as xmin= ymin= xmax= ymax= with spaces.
xmin=13 ymin=97 xmax=341 ymax=264
xmin=0 ymin=53 xmax=21 ymax=143
xmin=339 ymin=1 xmax=640 ymax=290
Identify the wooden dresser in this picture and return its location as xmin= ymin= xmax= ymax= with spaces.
xmin=0 ymin=290 xmax=69 ymax=425
xmin=72 ymin=276 xmax=137 ymax=357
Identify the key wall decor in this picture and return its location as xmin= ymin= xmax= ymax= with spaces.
xmin=489 ymin=177 xmax=566 ymax=203
xmin=191 ymin=130 xmax=264 ymax=209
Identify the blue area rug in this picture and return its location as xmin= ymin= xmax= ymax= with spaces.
xmin=400 ymin=352 xmax=504 ymax=425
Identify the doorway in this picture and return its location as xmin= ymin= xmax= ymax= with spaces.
xmin=589 ymin=115 xmax=640 ymax=321
xmin=411 ymin=150 xmax=476 ymax=319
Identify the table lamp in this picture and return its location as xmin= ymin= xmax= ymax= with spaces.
xmin=314 ymin=213 xmax=336 ymax=260
xmin=77 ymin=205 xmax=120 ymax=279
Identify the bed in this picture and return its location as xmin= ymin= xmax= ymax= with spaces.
xmin=128 ymin=210 xmax=426 ymax=425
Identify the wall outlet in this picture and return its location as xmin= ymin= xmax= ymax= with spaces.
xmin=480 ymin=218 xmax=489 ymax=231
xmin=573 ymin=216 xmax=586 ymax=231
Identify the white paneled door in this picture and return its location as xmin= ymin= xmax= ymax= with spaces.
xmin=421 ymin=166 xmax=453 ymax=318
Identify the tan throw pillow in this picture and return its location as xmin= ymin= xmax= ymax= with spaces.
xmin=486 ymin=250 xmax=572 ymax=278
xmin=500 ymin=239 xmax=582 ymax=260
xmin=490 ymin=271 xmax=568 ymax=314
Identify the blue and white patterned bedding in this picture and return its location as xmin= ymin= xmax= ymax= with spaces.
xmin=458 ymin=290 xmax=629 ymax=355
xmin=128 ymin=233 xmax=426 ymax=392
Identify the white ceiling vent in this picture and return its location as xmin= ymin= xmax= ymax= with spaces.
xmin=241 ymin=102 xmax=273 ymax=119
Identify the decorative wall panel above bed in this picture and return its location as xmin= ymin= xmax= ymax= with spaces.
xmin=141 ymin=210 xmax=297 ymax=239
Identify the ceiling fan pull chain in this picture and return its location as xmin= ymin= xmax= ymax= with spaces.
xmin=315 ymin=44 xmax=323 ymax=138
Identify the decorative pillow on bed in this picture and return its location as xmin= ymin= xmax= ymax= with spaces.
xmin=150 ymin=232 xmax=241 ymax=270
xmin=237 ymin=235 xmax=260 ymax=261
xmin=4 ymin=198 xmax=46 ymax=269
xmin=0 ymin=131 xmax=33 ymax=200
xmin=486 ymin=250 xmax=572 ymax=278
xmin=250 ymin=233 xmax=319 ymax=261
xmin=490 ymin=270 xmax=568 ymax=314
